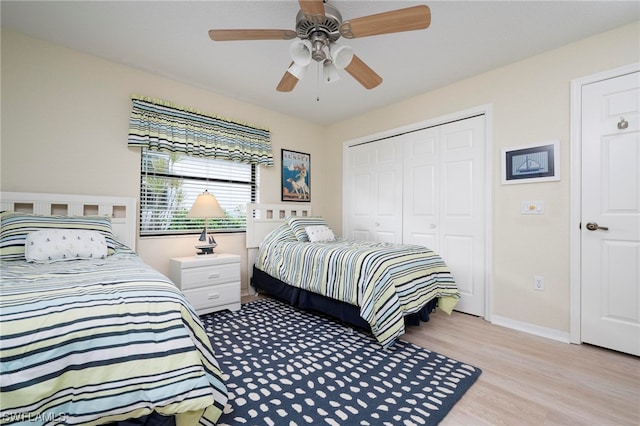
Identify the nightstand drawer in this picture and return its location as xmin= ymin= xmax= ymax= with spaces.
xmin=169 ymin=253 xmax=241 ymax=314
xmin=182 ymin=282 xmax=240 ymax=311
xmin=180 ymin=263 xmax=240 ymax=290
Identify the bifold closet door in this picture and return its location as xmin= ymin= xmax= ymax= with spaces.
xmin=345 ymin=115 xmax=486 ymax=316
xmin=402 ymin=116 xmax=486 ymax=316
xmin=344 ymin=138 xmax=403 ymax=243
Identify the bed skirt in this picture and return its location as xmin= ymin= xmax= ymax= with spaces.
xmin=251 ymin=265 xmax=437 ymax=332
xmin=109 ymin=411 xmax=175 ymax=426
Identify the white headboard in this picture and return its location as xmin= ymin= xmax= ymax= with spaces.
xmin=245 ymin=203 xmax=312 ymax=295
xmin=0 ymin=192 xmax=137 ymax=250
xmin=246 ymin=203 xmax=313 ymax=248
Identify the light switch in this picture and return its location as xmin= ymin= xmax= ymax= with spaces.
xmin=521 ymin=200 xmax=544 ymax=215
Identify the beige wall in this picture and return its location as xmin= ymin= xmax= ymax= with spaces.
xmin=2 ymin=21 xmax=639 ymax=336
xmin=0 ymin=29 xmax=324 ymax=287
xmin=326 ymin=21 xmax=640 ymax=333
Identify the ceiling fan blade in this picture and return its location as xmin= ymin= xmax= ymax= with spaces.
xmin=298 ymin=0 xmax=325 ymax=18
xmin=209 ymin=29 xmax=297 ymax=41
xmin=277 ymin=63 xmax=300 ymax=92
xmin=344 ymin=55 xmax=382 ymax=89
xmin=340 ymin=5 xmax=431 ymax=39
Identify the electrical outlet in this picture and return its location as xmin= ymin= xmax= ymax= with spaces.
xmin=534 ymin=276 xmax=545 ymax=291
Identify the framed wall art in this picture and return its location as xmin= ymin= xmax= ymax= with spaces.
xmin=502 ymin=140 xmax=560 ymax=184
xmin=281 ymin=149 xmax=310 ymax=202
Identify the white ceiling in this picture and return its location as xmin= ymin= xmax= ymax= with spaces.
xmin=2 ymin=1 xmax=639 ymax=125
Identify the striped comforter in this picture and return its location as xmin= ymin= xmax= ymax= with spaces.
xmin=0 ymin=245 xmax=227 ymax=425
xmin=255 ymin=225 xmax=459 ymax=348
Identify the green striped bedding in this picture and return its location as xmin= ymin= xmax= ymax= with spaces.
xmin=0 ymin=243 xmax=227 ymax=425
xmin=255 ymin=224 xmax=460 ymax=348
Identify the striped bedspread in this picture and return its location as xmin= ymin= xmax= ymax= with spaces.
xmin=0 ymin=246 xmax=227 ymax=425
xmin=255 ymin=224 xmax=459 ymax=348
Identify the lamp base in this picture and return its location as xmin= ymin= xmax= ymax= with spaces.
xmin=195 ymin=244 xmax=217 ymax=255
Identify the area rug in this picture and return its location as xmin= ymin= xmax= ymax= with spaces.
xmin=202 ymin=298 xmax=481 ymax=426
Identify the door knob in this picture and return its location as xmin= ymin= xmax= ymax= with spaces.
xmin=617 ymin=117 xmax=628 ymax=130
xmin=586 ymin=222 xmax=609 ymax=231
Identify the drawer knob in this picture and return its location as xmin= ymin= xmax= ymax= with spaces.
xmin=208 ymin=273 xmax=220 ymax=279
xmin=208 ymin=293 xmax=220 ymax=300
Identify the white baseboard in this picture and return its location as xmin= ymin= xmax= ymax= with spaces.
xmin=491 ymin=315 xmax=571 ymax=344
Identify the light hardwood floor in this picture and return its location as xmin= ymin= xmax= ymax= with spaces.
xmin=242 ymin=295 xmax=639 ymax=425
xmin=402 ymin=310 xmax=639 ymax=426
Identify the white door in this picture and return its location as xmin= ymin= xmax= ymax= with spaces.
xmin=345 ymin=139 xmax=403 ymax=243
xmin=402 ymin=127 xmax=439 ymax=249
xmin=403 ymin=116 xmax=486 ymax=316
xmin=581 ymin=71 xmax=640 ymax=356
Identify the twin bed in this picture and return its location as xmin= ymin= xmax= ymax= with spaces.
xmin=246 ymin=203 xmax=459 ymax=349
xmin=0 ymin=193 xmax=227 ymax=425
xmin=0 ymin=194 xmax=459 ymax=425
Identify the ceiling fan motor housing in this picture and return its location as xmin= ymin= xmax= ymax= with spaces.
xmin=295 ymin=3 xmax=342 ymax=43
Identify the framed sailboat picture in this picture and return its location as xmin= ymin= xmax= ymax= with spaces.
xmin=502 ymin=140 xmax=560 ymax=184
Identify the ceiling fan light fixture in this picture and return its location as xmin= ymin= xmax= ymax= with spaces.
xmin=290 ymin=39 xmax=312 ymax=66
xmin=323 ymin=61 xmax=340 ymax=83
xmin=287 ymin=62 xmax=308 ymax=80
xmin=330 ymin=43 xmax=354 ymax=69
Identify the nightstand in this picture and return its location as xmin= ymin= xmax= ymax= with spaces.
xmin=169 ymin=253 xmax=241 ymax=315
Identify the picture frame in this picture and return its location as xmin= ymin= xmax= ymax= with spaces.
xmin=502 ymin=140 xmax=560 ymax=184
xmin=281 ymin=149 xmax=311 ymax=202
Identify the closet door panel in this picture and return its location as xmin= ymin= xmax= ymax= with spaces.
xmin=440 ymin=116 xmax=486 ymax=316
xmin=442 ymin=235 xmax=474 ymax=297
xmin=443 ymin=160 xmax=473 ymax=217
xmin=403 ymin=128 xmax=439 ymax=250
xmin=346 ymin=144 xmax=373 ymax=239
xmin=345 ymin=139 xmax=402 ymax=243
xmin=375 ymin=169 xmax=403 ymax=243
xmin=349 ymin=172 xmax=373 ymax=239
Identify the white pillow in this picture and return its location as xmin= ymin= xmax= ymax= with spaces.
xmin=25 ymin=229 xmax=108 ymax=263
xmin=305 ymin=225 xmax=336 ymax=243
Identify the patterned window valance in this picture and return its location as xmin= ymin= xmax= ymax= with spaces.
xmin=127 ymin=96 xmax=274 ymax=166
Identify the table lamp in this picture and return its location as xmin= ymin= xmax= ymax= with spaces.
xmin=187 ymin=190 xmax=225 ymax=255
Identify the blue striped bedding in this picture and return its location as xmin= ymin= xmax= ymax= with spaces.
xmin=255 ymin=224 xmax=460 ymax=348
xmin=0 ymin=243 xmax=227 ymax=425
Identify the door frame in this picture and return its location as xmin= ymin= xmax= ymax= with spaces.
xmin=569 ymin=62 xmax=639 ymax=344
xmin=342 ymin=104 xmax=494 ymax=321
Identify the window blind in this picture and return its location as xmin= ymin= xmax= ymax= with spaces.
xmin=140 ymin=149 xmax=258 ymax=236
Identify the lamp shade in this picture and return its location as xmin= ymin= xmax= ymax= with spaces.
xmin=187 ymin=190 xmax=225 ymax=218
xmin=287 ymin=62 xmax=308 ymax=80
xmin=330 ymin=43 xmax=354 ymax=69
xmin=290 ymin=39 xmax=312 ymax=66
xmin=323 ymin=61 xmax=340 ymax=83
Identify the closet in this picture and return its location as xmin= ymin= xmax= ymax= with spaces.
xmin=344 ymin=115 xmax=486 ymax=316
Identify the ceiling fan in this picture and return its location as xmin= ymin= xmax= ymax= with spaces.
xmin=208 ymin=0 xmax=431 ymax=92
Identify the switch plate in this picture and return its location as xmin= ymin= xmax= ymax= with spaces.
xmin=522 ymin=200 xmax=544 ymax=215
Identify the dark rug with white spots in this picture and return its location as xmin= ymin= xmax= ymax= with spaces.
xmin=202 ymin=298 xmax=481 ymax=426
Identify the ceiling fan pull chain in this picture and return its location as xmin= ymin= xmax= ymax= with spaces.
xmin=316 ymin=61 xmax=321 ymax=102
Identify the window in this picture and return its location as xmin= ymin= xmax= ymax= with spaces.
xmin=140 ymin=148 xmax=258 ymax=236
